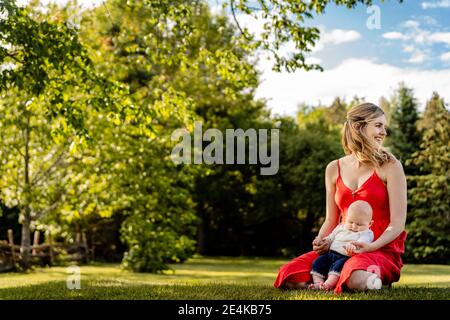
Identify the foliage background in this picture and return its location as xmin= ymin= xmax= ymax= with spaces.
xmin=0 ymin=0 xmax=448 ymax=272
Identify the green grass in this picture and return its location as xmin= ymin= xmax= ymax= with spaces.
xmin=0 ymin=256 xmax=449 ymax=300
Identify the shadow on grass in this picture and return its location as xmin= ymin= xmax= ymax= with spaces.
xmin=0 ymin=280 xmax=449 ymax=300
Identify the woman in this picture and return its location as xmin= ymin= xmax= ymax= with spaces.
xmin=274 ymin=103 xmax=407 ymax=293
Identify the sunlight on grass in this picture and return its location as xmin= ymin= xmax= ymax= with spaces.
xmin=395 ymin=264 xmax=450 ymax=287
xmin=0 ymin=256 xmax=449 ymax=299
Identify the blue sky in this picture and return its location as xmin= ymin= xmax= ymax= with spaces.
xmin=309 ymin=0 xmax=450 ymax=70
xmin=222 ymin=0 xmax=450 ymax=115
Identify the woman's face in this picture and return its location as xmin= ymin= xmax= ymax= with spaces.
xmin=363 ymin=115 xmax=387 ymax=148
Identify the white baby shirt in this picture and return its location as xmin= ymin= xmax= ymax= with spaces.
xmin=324 ymin=224 xmax=374 ymax=256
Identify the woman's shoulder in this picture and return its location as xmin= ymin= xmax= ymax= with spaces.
xmin=381 ymin=154 xmax=403 ymax=171
xmin=326 ymin=156 xmax=353 ymax=171
xmin=378 ymin=154 xmax=404 ymax=181
xmin=326 ymin=156 xmax=351 ymax=170
xmin=325 ymin=158 xmax=346 ymax=182
xmin=325 ymin=159 xmax=339 ymax=175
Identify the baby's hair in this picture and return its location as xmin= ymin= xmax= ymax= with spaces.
xmin=348 ymin=200 xmax=373 ymax=220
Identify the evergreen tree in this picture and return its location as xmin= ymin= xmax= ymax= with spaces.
xmin=405 ymin=97 xmax=450 ymax=263
xmin=418 ymin=92 xmax=445 ymax=133
xmin=379 ymin=96 xmax=391 ymax=121
xmin=385 ymin=84 xmax=421 ymax=174
xmin=324 ymin=97 xmax=347 ymax=126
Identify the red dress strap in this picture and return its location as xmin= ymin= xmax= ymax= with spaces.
xmin=337 ymin=159 xmax=341 ymax=179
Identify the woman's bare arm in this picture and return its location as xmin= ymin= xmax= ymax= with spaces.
xmin=314 ymin=160 xmax=340 ymax=253
xmin=369 ymin=159 xmax=407 ymax=250
xmin=352 ymin=159 xmax=407 ymax=253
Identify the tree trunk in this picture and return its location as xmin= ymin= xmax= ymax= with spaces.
xmin=20 ymin=110 xmax=32 ymax=270
xmin=20 ymin=212 xmax=31 ymax=269
xmin=197 ymin=212 xmax=206 ymax=255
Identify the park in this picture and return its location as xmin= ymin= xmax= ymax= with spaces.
xmin=0 ymin=0 xmax=449 ymax=301
xmin=0 ymin=257 xmax=449 ymax=299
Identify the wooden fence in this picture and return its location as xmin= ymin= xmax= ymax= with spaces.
xmin=0 ymin=229 xmax=90 ymax=272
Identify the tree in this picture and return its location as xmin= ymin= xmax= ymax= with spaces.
xmin=79 ymin=0 xmax=225 ymax=271
xmin=418 ymin=92 xmax=445 ymax=133
xmin=265 ymin=111 xmax=342 ymax=256
xmin=405 ymin=96 xmax=450 ymax=263
xmin=0 ymin=0 xmax=128 ymax=268
xmin=378 ymin=96 xmax=391 ymax=122
xmin=324 ymin=97 xmax=347 ymax=126
xmin=384 ymin=84 xmax=421 ymax=174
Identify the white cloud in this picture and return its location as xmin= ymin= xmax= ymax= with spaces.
xmin=407 ymin=52 xmax=426 ymax=64
xmin=305 ymin=57 xmax=322 ymax=65
xmin=383 ymin=28 xmax=450 ymax=46
xmin=382 ymin=32 xmax=406 ymax=40
xmin=413 ymin=30 xmax=429 ymax=44
xmin=428 ymin=32 xmax=450 ymax=45
xmin=255 ymin=58 xmax=450 ymax=116
xmin=422 ymin=0 xmax=450 ymax=9
xmin=440 ymin=52 xmax=450 ymax=62
xmin=309 ymin=28 xmax=361 ymax=53
xmin=233 ymin=16 xmax=361 ymax=57
xmin=322 ymin=29 xmax=361 ymax=45
xmin=403 ymin=20 xmax=420 ymax=28
xmin=421 ymin=15 xmax=439 ymax=27
xmin=402 ymin=45 xmax=415 ymax=53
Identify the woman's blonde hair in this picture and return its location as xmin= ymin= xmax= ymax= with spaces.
xmin=342 ymin=103 xmax=393 ymax=168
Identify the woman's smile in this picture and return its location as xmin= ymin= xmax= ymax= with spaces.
xmin=374 ymin=135 xmax=384 ymax=144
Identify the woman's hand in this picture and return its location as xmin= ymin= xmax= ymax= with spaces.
xmin=347 ymin=241 xmax=374 ymax=255
xmin=312 ymin=237 xmax=331 ymax=255
xmin=344 ymin=243 xmax=357 ymax=256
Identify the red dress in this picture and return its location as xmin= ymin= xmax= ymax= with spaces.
xmin=273 ymin=159 xmax=407 ymax=293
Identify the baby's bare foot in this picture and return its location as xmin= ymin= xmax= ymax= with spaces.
xmin=320 ymin=283 xmax=334 ymax=291
xmin=308 ymin=282 xmax=323 ymax=290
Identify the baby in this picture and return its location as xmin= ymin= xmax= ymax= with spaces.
xmin=310 ymin=200 xmax=374 ymax=290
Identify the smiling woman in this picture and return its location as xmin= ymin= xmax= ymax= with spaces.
xmin=274 ymin=102 xmax=408 ymax=294
xmin=342 ymin=103 xmax=390 ymax=169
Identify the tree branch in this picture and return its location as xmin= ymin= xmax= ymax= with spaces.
xmin=11 ymin=142 xmax=25 ymax=158
xmin=230 ymin=0 xmax=252 ymax=42
xmin=5 ymin=51 xmax=22 ymax=65
xmin=31 ymin=148 xmax=68 ymax=187
xmin=34 ymin=189 xmax=65 ymax=219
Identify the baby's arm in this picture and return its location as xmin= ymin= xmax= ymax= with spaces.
xmin=323 ymin=224 xmax=343 ymax=244
xmin=347 ymin=230 xmax=375 ymax=256
xmin=358 ymin=230 xmax=374 ymax=244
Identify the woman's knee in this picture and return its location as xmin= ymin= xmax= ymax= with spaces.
xmin=346 ymin=270 xmax=372 ymax=291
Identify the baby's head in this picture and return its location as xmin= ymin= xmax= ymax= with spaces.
xmin=345 ymin=200 xmax=373 ymax=232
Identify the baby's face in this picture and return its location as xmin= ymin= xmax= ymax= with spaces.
xmin=344 ymin=209 xmax=372 ymax=232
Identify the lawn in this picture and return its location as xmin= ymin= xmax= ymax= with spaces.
xmin=0 ymin=256 xmax=449 ymax=300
